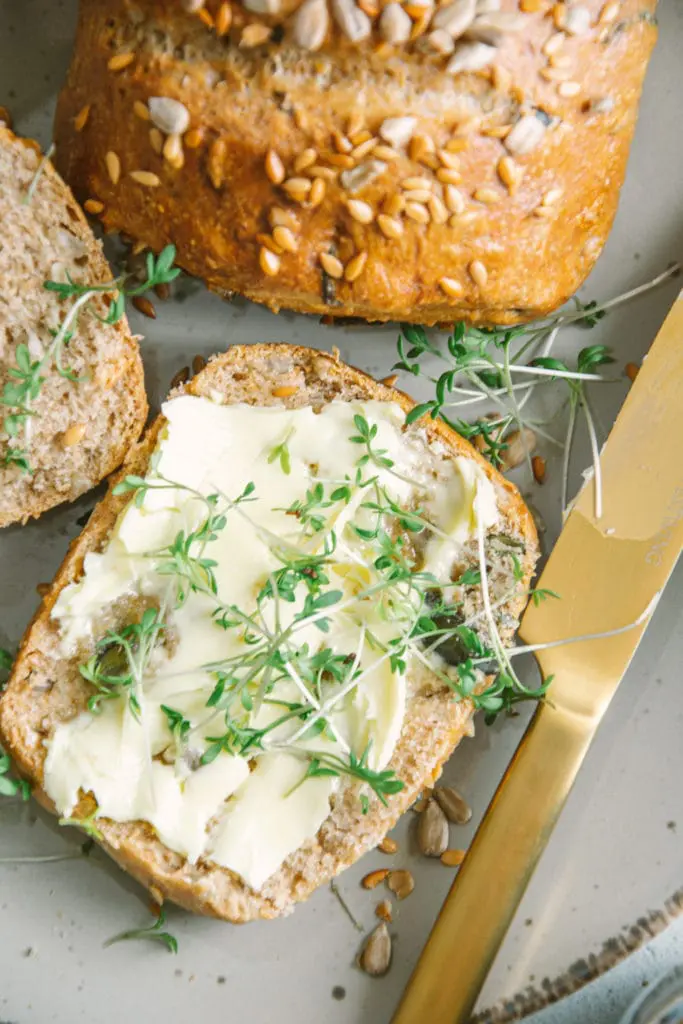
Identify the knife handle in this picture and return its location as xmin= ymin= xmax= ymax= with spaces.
xmin=392 ymin=700 xmax=593 ymax=1023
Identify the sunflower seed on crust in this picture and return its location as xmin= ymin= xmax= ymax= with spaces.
xmin=504 ymin=114 xmax=546 ymax=155
xmin=446 ymin=41 xmax=496 ymax=73
xmin=428 ymin=28 xmax=456 ymax=53
xmin=564 ymin=4 xmax=591 ymax=34
xmin=379 ymin=116 xmax=417 ymax=149
xmin=379 ymin=2 xmax=413 ymax=42
xmin=432 ymin=0 xmax=476 ymax=37
xmin=148 ymin=96 xmax=190 ymax=136
xmin=331 ymin=0 xmax=372 ymax=41
xmin=340 ymin=159 xmax=387 ymax=194
xmin=293 ymin=0 xmax=329 ymax=50
xmin=466 ymin=10 xmax=526 ymax=43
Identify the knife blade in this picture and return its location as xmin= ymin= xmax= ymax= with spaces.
xmin=392 ymin=289 xmax=683 ymax=1024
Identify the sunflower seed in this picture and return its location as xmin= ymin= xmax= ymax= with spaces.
xmin=375 ymin=899 xmax=393 ymax=922
xmin=320 ymin=252 xmax=344 ymax=279
xmin=240 ymin=23 xmax=272 ymax=46
xmin=340 ymin=159 xmax=387 ymax=194
xmin=62 ymin=422 xmax=87 ymax=447
xmin=446 ymin=41 xmax=496 ymax=73
xmin=441 ymin=848 xmax=467 ymax=866
xmin=244 ymin=0 xmax=281 ymax=10
xmin=129 ymin=169 xmax=161 ymax=187
xmin=428 ymin=28 xmax=456 ymax=53
xmin=362 ymin=868 xmax=391 ymax=889
xmin=564 ymin=4 xmax=591 ymax=34
xmin=434 ymin=786 xmax=473 ymax=824
xmin=417 ymin=799 xmax=449 ymax=856
xmin=259 ymin=247 xmax=281 ymax=276
xmin=466 ymin=11 xmax=526 ymax=43
xmin=293 ymin=0 xmax=329 ymax=50
xmin=504 ymin=113 xmax=546 ymax=155
xmin=359 ymin=923 xmax=392 ymax=977
xmin=500 ymin=428 xmax=537 ymax=470
xmin=469 ymin=258 xmax=488 ymax=287
xmin=387 ymin=869 xmax=415 ymax=899
xmin=532 ymin=454 xmax=546 ymax=484
xmin=379 ymin=116 xmax=416 ymax=149
xmin=331 ymin=0 xmax=372 ymax=40
xmin=148 ymin=97 xmax=190 ymax=136
xmin=433 ymin=0 xmax=476 ymax=37
xmin=347 ymin=198 xmax=374 ymax=223
xmin=439 ymin=276 xmax=463 ymax=298
xmin=105 ymin=150 xmax=121 ymax=185
xmin=379 ymin=2 xmax=412 ymax=42
xmin=444 ymin=184 xmax=466 ymax=213
xmin=377 ymin=214 xmax=403 ymax=239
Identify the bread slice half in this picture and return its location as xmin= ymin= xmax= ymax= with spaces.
xmin=0 ymin=127 xmax=147 ymax=527
xmin=0 ymin=344 xmax=538 ymax=921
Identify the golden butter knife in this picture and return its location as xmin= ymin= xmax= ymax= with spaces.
xmin=393 ymin=290 xmax=683 ymax=1024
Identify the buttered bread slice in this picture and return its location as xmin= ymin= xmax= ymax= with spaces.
xmin=0 ymin=344 xmax=538 ymax=921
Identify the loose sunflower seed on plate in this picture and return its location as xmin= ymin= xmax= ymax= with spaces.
xmin=359 ymin=922 xmax=392 ymax=977
xmin=433 ymin=785 xmax=473 ymax=824
xmin=417 ymin=798 xmax=449 ymax=856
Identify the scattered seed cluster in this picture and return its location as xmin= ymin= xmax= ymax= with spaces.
xmin=179 ymin=0 xmax=618 ymax=63
xmin=78 ymin=0 xmax=623 ymax=304
xmin=357 ymin=784 xmax=472 ymax=977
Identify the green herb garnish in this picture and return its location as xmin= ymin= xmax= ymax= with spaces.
xmin=0 ymin=752 xmax=30 ymax=800
xmin=1 ymin=245 xmax=179 ymax=473
xmin=103 ymin=906 xmax=178 ymax=954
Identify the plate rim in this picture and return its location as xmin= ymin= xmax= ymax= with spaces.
xmin=473 ymin=886 xmax=683 ymax=1022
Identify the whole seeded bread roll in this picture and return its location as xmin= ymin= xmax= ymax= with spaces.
xmin=54 ymin=0 xmax=656 ymax=324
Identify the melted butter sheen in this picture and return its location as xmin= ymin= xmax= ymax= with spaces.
xmin=45 ymin=396 xmax=499 ymax=890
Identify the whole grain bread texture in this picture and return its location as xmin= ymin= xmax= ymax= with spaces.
xmin=0 ymin=344 xmax=538 ymax=922
xmin=53 ymin=0 xmax=656 ymax=325
xmin=0 ymin=127 xmax=147 ymax=527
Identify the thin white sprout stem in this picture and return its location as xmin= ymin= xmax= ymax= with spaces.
xmin=24 ymin=288 xmax=94 ymax=445
xmin=273 ymin=646 xmax=394 ymax=751
xmin=505 ymin=364 xmax=604 ymax=382
xmin=561 ymin=398 xmax=578 ymax=520
xmin=517 ymin=327 xmax=560 ymax=414
xmin=474 ymin=488 xmax=524 ymax=692
xmin=279 ymin=623 xmax=368 ymax=748
xmin=23 ymin=142 xmax=56 ymax=205
xmin=503 ymin=339 xmax=534 ymax=476
xmin=521 ymin=422 xmax=565 ymax=449
xmin=0 ymin=851 xmax=85 ymax=865
xmin=581 ymin=390 xmax=603 ymax=520
xmin=563 ymin=265 xmax=680 ymax=320
xmin=502 ymin=593 xmax=660 ymax=658
xmin=441 ymin=381 xmax=537 ymax=407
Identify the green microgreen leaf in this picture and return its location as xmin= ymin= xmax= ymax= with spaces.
xmin=3 ymin=246 xmax=180 ymax=470
xmin=103 ymin=906 xmax=178 ymax=954
xmin=0 ymin=752 xmax=30 ymax=800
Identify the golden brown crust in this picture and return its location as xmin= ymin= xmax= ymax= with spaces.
xmin=54 ymin=0 xmax=656 ymax=324
xmin=0 ymin=343 xmax=538 ymax=921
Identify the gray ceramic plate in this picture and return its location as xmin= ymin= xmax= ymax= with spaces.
xmin=0 ymin=3 xmax=682 ymax=1022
